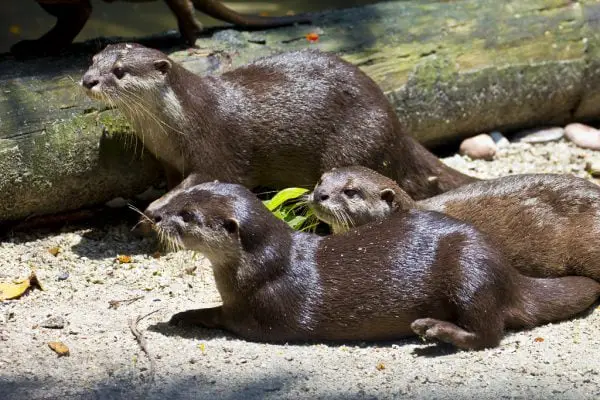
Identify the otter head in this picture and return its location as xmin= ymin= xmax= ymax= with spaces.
xmin=308 ymin=166 xmax=416 ymax=233
xmin=146 ymin=182 xmax=285 ymax=264
xmin=81 ymin=43 xmax=174 ymax=110
xmin=147 ymin=182 xmax=243 ymax=261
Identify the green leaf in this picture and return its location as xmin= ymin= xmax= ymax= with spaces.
xmin=288 ymin=215 xmax=307 ymax=229
xmin=264 ymin=188 xmax=308 ymax=211
xmin=262 ymin=187 xmax=319 ymax=232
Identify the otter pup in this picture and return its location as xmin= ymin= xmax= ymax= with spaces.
xmin=309 ymin=167 xmax=600 ymax=281
xmin=13 ymin=0 xmax=311 ymax=56
xmin=81 ymin=43 xmax=476 ymax=206
xmin=147 ymin=181 xmax=600 ymax=350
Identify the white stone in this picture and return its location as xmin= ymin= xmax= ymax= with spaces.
xmin=565 ymin=123 xmax=600 ymax=150
xmin=459 ymin=134 xmax=497 ymax=161
xmin=512 ymin=127 xmax=564 ymax=143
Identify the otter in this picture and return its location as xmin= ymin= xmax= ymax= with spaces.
xmin=147 ymin=181 xmax=600 ymax=350
xmin=12 ymin=0 xmax=311 ymax=56
xmin=81 ymin=43 xmax=476 ymax=210
xmin=309 ymin=166 xmax=600 ymax=281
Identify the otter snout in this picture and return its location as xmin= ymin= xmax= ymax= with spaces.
xmin=311 ymin=188 xmax=330 ymax=204
xmin=81 ymin=73 xmax=99 ymax=90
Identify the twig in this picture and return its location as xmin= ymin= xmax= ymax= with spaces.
xmin=129 ymin=309 xmax=161 ymax=382
xmin=108 ymin=295 xmax=144 ymax=309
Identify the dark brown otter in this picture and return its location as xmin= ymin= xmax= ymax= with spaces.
xmin=309 ymin=166 xmax=600 ymax=281
xmin=81 ymin=43 xmax=476 ymax=211
xmin=147 ymin=181 xmax=600 ymax=350
xmin=12 ymin=0 xmax=311 ymax=56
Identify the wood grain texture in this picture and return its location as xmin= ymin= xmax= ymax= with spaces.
xmin=1 ymin=0 xmax=600 ymax=221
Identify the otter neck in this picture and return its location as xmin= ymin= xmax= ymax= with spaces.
xmin=210 ymin=217 xmax=298 ymax=305
xmin=124 ymin=65 xmax=217 ymax=174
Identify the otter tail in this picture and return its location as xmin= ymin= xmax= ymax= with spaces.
xmin=192 ymin=0 xmax=311 ymax=28
xmin=506 ymin=275 xmax=600 ymax=329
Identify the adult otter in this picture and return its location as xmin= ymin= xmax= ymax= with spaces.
xmin=81 ymin=43 xmax=476 ymax=206
xmin=147 ymin=181 xmax=600 ymax=349
xmin=12 ymin=0 xmax=311 ymax=56
xmin=309 ymin=166 xmax=600 ymax=281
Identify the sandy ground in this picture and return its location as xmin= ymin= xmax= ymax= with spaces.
xmin=1 ymin=139 xmax=599 ymax=400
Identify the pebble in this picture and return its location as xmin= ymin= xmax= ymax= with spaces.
xmin=459 ymin=134 xmax=497 ymax=161
xmin=512 ymin=127 xmax=564 ymax=143
xmin=565 ymin=123 xmax=600 ymax=150
xmin=40 ymin=316 xmax=66 ymax=329
xmin=57 ymin=272 xmax=69 ymax=281
xmin=489 ymin=131 xmax=510 ymax=148
xmin=105 ymin=197 xmax=129 ymax=208
xmin=585 ymin=161 xmax=600 ymax=177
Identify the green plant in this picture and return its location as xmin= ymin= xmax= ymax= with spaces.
xmin=262 ymin=187 xmax=319 ymax=231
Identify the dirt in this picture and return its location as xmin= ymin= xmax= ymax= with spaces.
xmin=1 ymin=139 xmax=599 ymax=400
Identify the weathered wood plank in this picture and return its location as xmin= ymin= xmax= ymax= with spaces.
xmin=1 ymin=0 xmax=600 ymax=221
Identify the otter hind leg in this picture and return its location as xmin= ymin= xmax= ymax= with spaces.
xmin=411 ymin=317 xmax=503 ymax=350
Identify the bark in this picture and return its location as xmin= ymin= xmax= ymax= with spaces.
xmin=1 ymin=0 xmax=600 ymax=221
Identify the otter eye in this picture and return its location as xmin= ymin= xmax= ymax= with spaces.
xmin=112 ymin=66 xmax=125 ymax=79
xmin=179 ymin=210 xmax=195 ymax=223
xmin=344 ymin=189 xmax=359 ymax=198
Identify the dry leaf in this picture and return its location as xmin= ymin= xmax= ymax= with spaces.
xmin=534 ymin=337 xmax=544 ymax=343
xmin=152 ymin=251 xmax=161 ymax=259
xmin=0 ymin=271 xmax=43 ymax=300
xmin=48 ymin=341 xmax=70 ymax=356
xmin=198 ymin=343 xmax=206 ymax=353
xmin=376 ymin=362 xmax=385 ymax=371
xmin=48 ymin=247 xmax=61 ymax=256
xmin=116 ymin=255 xmax=132 ymax=264
xmin=9 ymin=25 xmax=21 ymax=35
xmin=305 ymin=32 xmax=319 ymax=43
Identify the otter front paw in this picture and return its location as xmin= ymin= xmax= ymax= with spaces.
xmin=168 ymin=307 xmax=223 ymax=328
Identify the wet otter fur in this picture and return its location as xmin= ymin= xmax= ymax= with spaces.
xmin=81 ymin=43 xmax=476 ymax=205
xmin=309 ymin=166 xmax=600 ymax=281
xmin=147 ymin=181 xmax=600 ymax=350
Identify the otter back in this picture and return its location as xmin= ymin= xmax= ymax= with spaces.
xmin=309 ymin=167 xmax=600 ymax=281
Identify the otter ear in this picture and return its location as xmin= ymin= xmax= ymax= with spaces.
xmin=154 ymin=59 xmax=171 ymax=74
xmin=223 ymin=218 xmax=239 ymax=235
xmin=380 ymin=188 xmax=395 ymax=205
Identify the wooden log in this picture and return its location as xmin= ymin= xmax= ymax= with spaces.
xmin=1 ymin=0 xmax=600 ymax=222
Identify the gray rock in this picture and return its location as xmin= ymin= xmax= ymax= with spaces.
xmin=40 ymin=316 xmax=66 ymax=329
xmin=105 ymin=197 xmax=129 ymax=209
xmin=489 ymin=131 xmax=510 ymax=148
xmin=57 ymin=271 xmax=69 ymax=281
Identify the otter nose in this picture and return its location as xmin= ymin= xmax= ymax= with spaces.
xmin=312 ymin=189 xmax=329 ymax=203
xmin=81 ymin=74 xmax=99 ymax=89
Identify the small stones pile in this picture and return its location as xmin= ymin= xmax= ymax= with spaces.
xmin=458 ymin=123 xmax=600 ymax=162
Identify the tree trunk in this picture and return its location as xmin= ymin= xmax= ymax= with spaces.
xmin=1 ymin=0 xmax=600 ymax=221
